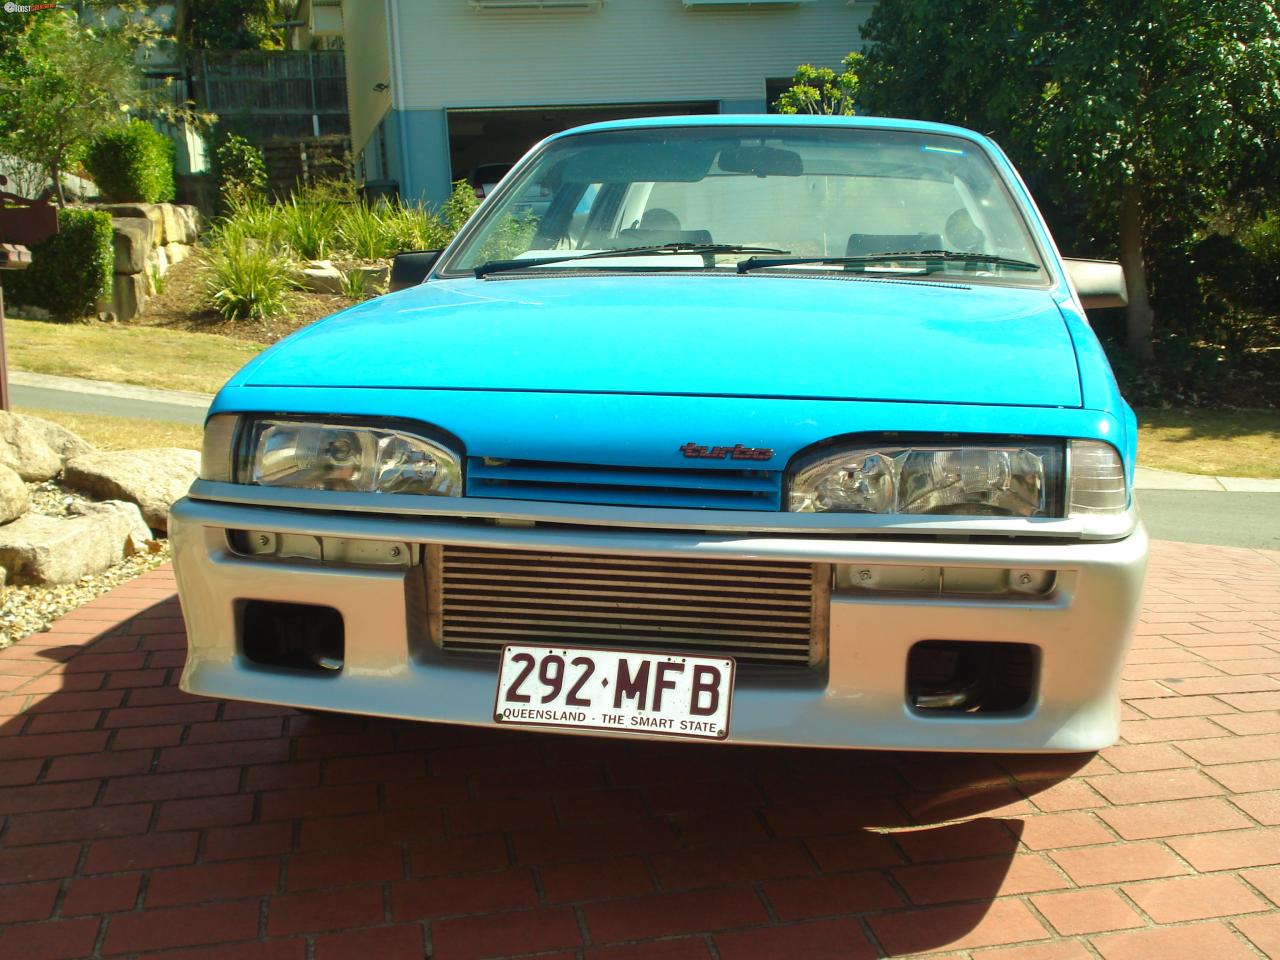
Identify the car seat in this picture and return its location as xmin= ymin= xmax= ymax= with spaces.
xmin=846 ymin=233 xmax=944 ymax=257
xmin=617 ymin=208 xmax=713 ymax=246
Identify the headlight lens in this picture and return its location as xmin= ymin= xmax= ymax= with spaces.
xmin=237 ymin=419 xmax=461 ymax=495
xmin=788 ymin=444 xmax=1060 ymax=516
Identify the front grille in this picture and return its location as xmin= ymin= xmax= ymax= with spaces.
xmin=428 ymin=546 xmax=828 ymax=667
xmin=466 ymin=458 xmax=782 ymax=510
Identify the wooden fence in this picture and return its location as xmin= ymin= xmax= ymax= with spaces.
xmin=196 ymin=50 xmax=349 ymax=142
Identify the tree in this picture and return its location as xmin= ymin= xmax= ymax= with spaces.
xmin=181 ymin=0 xmax=287 ymax=50
xmin=774 ymin=54 xmax=864 ymax=115
xmin=0 ymin=6 xmax=208 ymax=207
xmin=858 ymin=0 xmax=1280 ymax=362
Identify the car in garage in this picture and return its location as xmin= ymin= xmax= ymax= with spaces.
xmin=172 ymin=114 xmax=1146 ymax=752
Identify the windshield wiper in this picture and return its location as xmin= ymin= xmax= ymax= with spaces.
xmin=736 ymin=250 xmax=1042 ymax=274
xmin=474 ymin=243 xmax=790 ymax=278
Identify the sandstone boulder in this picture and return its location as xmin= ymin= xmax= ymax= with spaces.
xmin=160 ymin=204 xmax=185 ymax=250
xmin=177 ymin=204 xmax=201 ymax=243
xmin=353 ymin=264 xmax=389 ymax=290
xmin=111 ymin=271 xmax=148 ymax=322
xmin=0 ymin=411 xmax=64 ymax=481
xmin=25 ymin=415 xmax=95 ymax=465
xmin=0 ymin=464 xmax=29 ymax=523
xmin=97 ymin=203 xmax=165 ymax=242
xmin=112 ymin=217 xmax=155 ymax=274
xmin=0 ymin=499 xmax=150 ymax=585
xmin=165 ymin=241 xmax=190 ymax=265
xmin=300 ymin=260 xmax=344 ymax=294
xmin=63 ymin=447 xmax=200 ymax=533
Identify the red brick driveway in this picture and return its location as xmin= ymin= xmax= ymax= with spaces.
xmin=1 ymin=539 xmax=1278 ymax=960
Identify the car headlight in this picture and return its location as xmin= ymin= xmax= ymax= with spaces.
xmin=200 ymin=416 xmax=461 ymax=495
xmin=788 ymin=443 xmax=1061 ymax=517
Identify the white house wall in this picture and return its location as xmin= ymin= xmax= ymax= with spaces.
xmin=341 ymin=0 xmax=392 ymax=162
xmin=354 ymin=0 xmax=873 ymax=205
xmin=393 ymin=0 xmax=869 ymax=110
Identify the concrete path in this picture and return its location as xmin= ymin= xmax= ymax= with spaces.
xmin=9 ymin=371 xmax=210 ymax=425
xmin=0 ymin=540 xmax=1278 ymax=959
xmin=1136 ymin=466 xmax=1280 ymax=494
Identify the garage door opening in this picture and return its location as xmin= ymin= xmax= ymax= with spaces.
xmin=448 ymin=102 xmax=718 ymax=196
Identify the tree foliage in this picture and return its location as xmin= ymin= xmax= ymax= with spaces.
xmin=214 ymin=134 xmax=270 ymax=207
xmin=857 ymin=0 xmax=1280 ymax=362
xmin=774 ymin=54 xmax=863 ymax=116
xmin=0 ymin=6 xmax=206 ymax=206
xmin=0 ymin=11 xmax=142 ymax=205
xmin=85 ymin=120 xmax=176 ymax=203
xmin=182 ymin=0 xmax=287 ymax=50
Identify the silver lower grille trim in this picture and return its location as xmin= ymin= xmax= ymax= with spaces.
xmin=427 ymin=546 xmax=829 ymax=668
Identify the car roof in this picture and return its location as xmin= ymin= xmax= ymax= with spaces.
xmin=544 ymin=113 xmax=995 ymax=148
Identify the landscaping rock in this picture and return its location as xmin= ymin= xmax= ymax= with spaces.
xmin=144 ymin=246 xmax=169 ymax=296
xmin=23 ymin=416 xmax=94 ymax=465
xmin=4 ymin=304 xmax=51 ymax=321
xmin=160 ymin=204 xmax=185 ymax=249
xmin=354 ymin=264 xmax=389 ymax=290
xmin=165 ymin=241 xmax=190 ymax=266
xmin=111 ymin=271 xmax=148 ymax=322
xmin=62 ymin=447 xmax=200 ymax=533
xmin=177 ymin=204 xmax=201 ymax=244
xmin=112 ymin=217 xmax=155 ymax=274
xmin=97 ymin=202 xmax=165 ymax=242
xmin=0 ymin=412 xmax=63 ymax=481
xmin=300 ymin=260 xmax=344 ymax=294
xmin=0 ymin=464 xmax=29 ymax=523
xmin=0 ymin=499 xmax=150 ymax=585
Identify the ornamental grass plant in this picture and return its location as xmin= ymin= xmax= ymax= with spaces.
xmin=200 ymin=179 xmax=476 ymax=321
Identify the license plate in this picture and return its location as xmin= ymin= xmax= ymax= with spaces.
xmin=493 ymin=644 xmax=735 ymax=741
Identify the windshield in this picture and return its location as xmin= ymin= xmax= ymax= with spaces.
xmin=443 ymin=125 xmax=1047 ymax=285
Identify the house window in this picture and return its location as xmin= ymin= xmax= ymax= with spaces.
xmin=765 ymin=78 xmax=794 ymax=114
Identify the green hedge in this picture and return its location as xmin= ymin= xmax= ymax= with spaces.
xmin=3 ymin=208 xmax=114 ymax=320
xmin=84 ymin=120 xmax=176 ymax=204
xmin=214 ymin=133 xmax=268 ymax=207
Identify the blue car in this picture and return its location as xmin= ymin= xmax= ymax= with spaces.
xmin=172 ymin=115 xmax=1147 ymax=753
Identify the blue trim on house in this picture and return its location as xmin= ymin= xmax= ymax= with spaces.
xmin=720 ymin=98 xmax=767 ymax=114
xmin=371 ymin=108 xmax=453 ymax=208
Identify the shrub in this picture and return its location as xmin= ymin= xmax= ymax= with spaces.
xmin=337 ymin=200 xmax=390 ymax=260
xmin=216 ymin=193 xmax=285 ymax=249
xmin=337 ymin=198 xmax=449 ymax=260
xmin=277 ymin=189 xmax=341 ymax=260
xmin=381 ymin=201 xmax=450 ymax=253
xmin=441 ymin=178 xmax=480 ymax=234
xmin=214 ymin=134 xmax=268 ymax=206
xmin=84 ymin=121 xmax=176 ymax=203
xmin=3 ymin=208 xmax=113 ymax=320
xmin=203 ymin=235 xmax=296 ymax=321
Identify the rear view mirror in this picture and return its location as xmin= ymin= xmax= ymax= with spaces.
xmin=1063 ymin=258 xmax=1128 ymax=310
xmin=717 ymin=145 xmax=804 ymax=177
xmin=389 ymin=250 xmax=442 ymax=292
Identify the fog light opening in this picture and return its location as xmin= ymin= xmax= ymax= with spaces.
xmin=907 ymin=640 xmax=1037 ymax=714
xmin=240 ymin=600 xmax=345 ymax=673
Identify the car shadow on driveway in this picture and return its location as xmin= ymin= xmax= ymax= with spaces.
xmin=0 ymin=591 xmax=1095 ymax=959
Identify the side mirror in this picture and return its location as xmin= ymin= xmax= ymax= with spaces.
xmin=1063 ymin=258 xmax=1128 ymax=310
xmin=389 ymin=250 xmax=443 ymax=292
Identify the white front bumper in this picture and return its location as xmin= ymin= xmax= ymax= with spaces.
xmin=170 ymin=497 xmax=1148 ymax=753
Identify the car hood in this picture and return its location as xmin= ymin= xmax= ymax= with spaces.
xmin=236 ymin=274 xmax=1081 ymax=407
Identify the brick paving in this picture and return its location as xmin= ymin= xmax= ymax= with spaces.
xmin=0 ymin=539 xmax=1277 ymax=959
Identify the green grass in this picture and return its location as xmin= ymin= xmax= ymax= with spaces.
xmin=1136 ymin=408 xmax=1280 ymax=479
xmin=4 ymin=317 xmax=261 ymax=395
